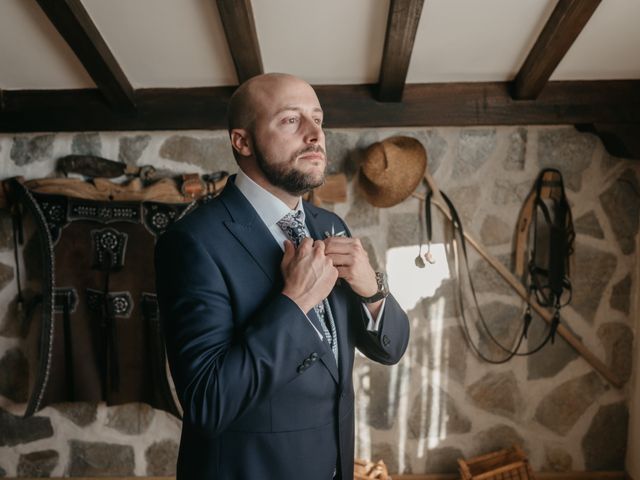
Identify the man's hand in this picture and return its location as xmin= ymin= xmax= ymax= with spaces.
xmin=281 ymin=238 xmax=338 ymax=313
xmin=323 ymin=237 xmax=383 ymax=317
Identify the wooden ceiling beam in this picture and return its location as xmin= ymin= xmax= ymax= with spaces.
xmin=2 ymin=81 xmax=639 ymax=133
xmin=512 ymin=0 xmax=602 ymax=100
xmin=377 ymin=0 xmax=425 ymax=102
xmin=35 ymin=0 xmax=136 ymax=111
xmin=215 ymin=0 xmax=263 ymax=84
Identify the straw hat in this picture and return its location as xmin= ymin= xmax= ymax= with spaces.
xmin=357 ymin=136 xmax=427 ymax=208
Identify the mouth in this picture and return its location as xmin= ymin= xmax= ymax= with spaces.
xmin=298 ymin=152 xmax=325 ymax=163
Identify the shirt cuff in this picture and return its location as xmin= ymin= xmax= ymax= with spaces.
xmin=362 ymin=299 xmax=386 ymax=331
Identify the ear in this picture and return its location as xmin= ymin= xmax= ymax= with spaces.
xmin=230 ymin=129 xmax=253 ymax=157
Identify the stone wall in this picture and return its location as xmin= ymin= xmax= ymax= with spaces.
xmin=0 ymin=126 xmax=638 ymax=476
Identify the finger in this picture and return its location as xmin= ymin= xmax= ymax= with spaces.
xmin=335 ymin=265 xmax=352 ymax=280
xmin=323 ymin=237 xmax=360 ymax=254
xmin=297 ymin=237 xmax=314 ymax=253
xmin=325 ymin=253 xmax=353 ymax=267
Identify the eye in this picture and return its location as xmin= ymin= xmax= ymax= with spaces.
xmin=282 ymin=116 xmax=299 ymax=125
xmin=313 ymin=117 xmax=323 ymax=125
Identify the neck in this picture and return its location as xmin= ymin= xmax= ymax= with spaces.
xmin=238 ymin=162 xmax=300 ymax=210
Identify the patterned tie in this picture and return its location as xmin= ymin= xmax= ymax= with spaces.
xmin=277 ymin=210 xmax=338 ymax=362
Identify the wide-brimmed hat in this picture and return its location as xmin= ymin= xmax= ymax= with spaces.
xmin=357 ymin=136 xmax=427 ymax=208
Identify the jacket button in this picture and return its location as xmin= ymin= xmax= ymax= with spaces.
xmin=382 ymin=335 xmax=391 ymax=346
xmin=310 ymin=352 xmax=319 ymax=361
xmin=297 ymin=365 xmax=305 ymax=373
xmin=303 ymin=359 xmax=311 ymax=367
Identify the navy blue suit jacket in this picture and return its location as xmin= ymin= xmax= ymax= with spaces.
xmin=155 ymin=176 xmax=410 ymax=479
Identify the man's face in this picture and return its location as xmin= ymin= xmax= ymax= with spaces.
xmin=249 ymin=78 xmax=327 ymax=196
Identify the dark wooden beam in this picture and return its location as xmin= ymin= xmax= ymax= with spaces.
xmin=513 ymin=0 xmax=602 ymax=100
xmin=35 ymin=0 xmax=136 ymax=111
xmin=215 ymin=0 xmax=263 ymax=84
xmin=1 ymin=81 xmax=639 ymax=134
xmin=377 ymin=0 xmax=425 ymax=102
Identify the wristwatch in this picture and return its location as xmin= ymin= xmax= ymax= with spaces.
xmin=359 ymin=272 xmax=389 ymax=303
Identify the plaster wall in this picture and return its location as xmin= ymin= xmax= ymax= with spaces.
xmin=0 ymin=126 xmax=637 ymax=476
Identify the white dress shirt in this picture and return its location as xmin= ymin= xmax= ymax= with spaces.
xmin=235 ymin=169 xmax=385 ymax=337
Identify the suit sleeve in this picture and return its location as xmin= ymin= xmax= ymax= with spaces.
xmin=155 ymin=228 xmax=325 ymax=437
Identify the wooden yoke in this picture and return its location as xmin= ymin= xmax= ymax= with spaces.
xmin=414 ymin=170 xmax=623 ymax=389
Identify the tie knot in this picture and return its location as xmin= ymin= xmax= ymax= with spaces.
xmin=277 ymin=210 xmax=307 ymax=246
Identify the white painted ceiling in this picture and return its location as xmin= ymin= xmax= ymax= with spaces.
xmin=1 ymin=0 xmax=640 ymax=90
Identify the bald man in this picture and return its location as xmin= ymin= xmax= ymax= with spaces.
xmin=155 ymin=73 xmax=409 ymax=479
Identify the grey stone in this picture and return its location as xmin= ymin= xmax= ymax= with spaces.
xmin=325 ymin=130 xmax=356 ymax=175
xmin=504 ymin=128 xmax=527 ymax=171
xmin=408 ymin=387 xmax=471 ymax=439
xmin=17 ymin=449 xmax=59 ymax=477
xmin=420 ymin=279 xmax=459 ymax=323
xmin=345 ymin=192 xmax=380 ymax=229
xmin=0 ymin=210 xmax=13 ymax=251
xmin=571 ymin=242 xmax=617 ymax=324
xmin=467 ymin=371 xmax=522 ymax=419
xmin=118 ymin=134 xmax=152 ymax=165
xmin=574 ymin=211 xmax=605 ymax=239
xmin=0 ymin=294 xmax=25 ymax=338
xmin=0 ymin=347 xmax=28 ymax=402
xmin=480 ymin=215 xmax=512 ymax=246
xmin=159 ymin=135 xmax=236 ymax=173
xmin=416 ymin=129 xmax=447 ymax=175
xmin=105 ymin=402 xmax=155 ymax=435
xmin=447 ymin=185 xmax=482 ymax=226
xmin=598 ymin=322 xmax=633 ymax=384
xmin=491 ymin=179 xmax=531 ymax=205
xmin=359 ymin=236 xmax=381 ymax=272
xmin=372 ymin=441 xmax=411 ymax=475
xmin=0 ymin=465 xmax=5 ymax=476
xmin=475 ymin=302 xmax=522 ymax=361
xmin=582 ymin=402 xmax=628 ymax=470
xmin=469 ymin=254 xmax=512 ymax=296
xmin=366 ymin=361 xmax=407 ymax=430
xmin=543 ymin=446 xmax=573 ymax=472
xmin=527 ymin=316 xmax=579 ymax=380
xmin=534 ymin=372 xmax=607 ymax=435
xmin=537 ymin=128 xmax=596 ymax=191
xmin=0 ymin=262 xmax=14 ymax=292
xmin=10 ymin=135 xmax=55 ymax=166
xmin=53 ymin=402 xmax=97 ymax=427
xmin=387 ymin=213 xmax=420 ymax=248
xmin=610 ymin=274 xmax=631 ymax=314
xmin=0 ymin=408 xmax=53 ymax=447
xmin=145 ymin=439 xmax=179 ymax=476
xmin=423 ymin=446 xmax=464 ymax=474
xmin=69 ymin=440 xmax=135 ymax=476
xmin=453 ymin=129 xmax=496 ymax=180
xmin=599 ymin=168 xmax=640 ymax=254
xmin=472 ymin=425 xmax=525 ymax=455
xmin=71 ymin=133 xmax=102 ymax=156
xmin=417 ymin=324 xmax=467 ymax=384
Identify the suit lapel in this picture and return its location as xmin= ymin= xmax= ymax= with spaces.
xmin=220 ymin=178 xmax=282 ymax=282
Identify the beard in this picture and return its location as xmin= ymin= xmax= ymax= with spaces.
xmin=254 ymin=143 xmax=326 ymax=196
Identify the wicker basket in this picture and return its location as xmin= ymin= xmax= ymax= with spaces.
xmin=458 ymin=446 xmax=535 ymax=480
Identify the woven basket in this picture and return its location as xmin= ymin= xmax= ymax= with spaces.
xmin=458 ymin=446 xmax=535 ymax=480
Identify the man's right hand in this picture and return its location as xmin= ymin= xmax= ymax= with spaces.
xmin=281 ymin=238 xmax=338 ymax=312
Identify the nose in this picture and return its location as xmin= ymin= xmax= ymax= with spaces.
xmin=302 ymin=115 xmax=323 ymax=144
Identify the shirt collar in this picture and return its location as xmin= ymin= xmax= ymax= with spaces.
xmin=235 ymin=168 xmax=305 ymax=227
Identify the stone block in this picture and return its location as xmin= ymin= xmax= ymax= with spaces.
xmin=534 ymin=372 xmax=607 ymax=435
xmin=504 ymin=128 xmax=527 ymax=171
xmin=472 ymin=425 xmax=525 ymax=456
xmin=491 ymin=179 xmax=531 ymax=205
xmin=118 ymin=134 xmax=151 ymax=165
xmin=145 ymin=439 xmax=179 ymax=476
xmin=609 ymin=274 xmax=631 ymax=314
xmin=17 ymin=449 xmax=58 ymax=477
xmin=0 ymin=409 xmax=53 ymax=447
xmin=68 ymin=440 xmax=135 ymax=476
xmin=345 ymin=193 xmax=380 ymax=229
xmin=537 ymin=128 xmax=596 ymax=191
xmin=423 ymin=446 xmax=464 ymax=474
xmin=10 ymin=135 xmax=55 ymax=166
xmin=574 ymin=211 xmax=604 ymax=239
xmin=467 ymin=371 xmax=522 ymax=419
xmin=599 ymin=168 xmax=640 ymax=254
xmin=0 ymin=262 xmax=14 ymax=293
xmin=52 ymin=402 xmax=97 ymax=427
xmin=480 ymin=215 xmax=512 ymax=246
xmin=159 ymin=134 xmax=236 ymax=173
xmin=598 ymin=322 xmax=633 ymax=384
xmin=571 ymin=242 xmax=617 ymax=324
xmin=71 ymin=133 xmax=102 ymax=156
xmin=0 ymin=347 xmax=28 ymax=402
xmin=582 ymin=402 xmax=628 ymax=470
xmin=105 ymin=403 xmax=155 ymax=435
xmin=408 ymin=387 xmax=471 ymax=439
xmin=526 ymin=317 xmax=579 ymax=380
xmin=453 ymin=129 xmax=496 ymax=180
xmin=387 ymin=213 xmax=420 ymax=249
xmin=543 ymin=446 xmax=573 ymax=472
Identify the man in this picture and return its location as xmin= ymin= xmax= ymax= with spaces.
xmin=155 ymin=73 xmax=410 ymax=479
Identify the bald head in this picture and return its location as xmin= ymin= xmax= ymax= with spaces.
xmin=227 ymin=73 xmax=312 ymax=132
